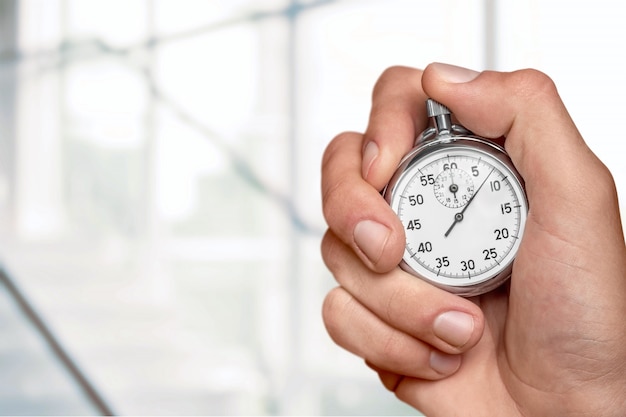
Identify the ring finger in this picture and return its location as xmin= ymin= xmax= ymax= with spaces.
xmin=322 ymin=286 xmax=462 ymax=379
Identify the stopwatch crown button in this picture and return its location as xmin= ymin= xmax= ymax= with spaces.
xmin=426 ymin=99 xmax=451 ymax=118
xmin=426 ymin=99 xmax=453 ymax=138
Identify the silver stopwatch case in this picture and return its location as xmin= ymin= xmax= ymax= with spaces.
xmin=383 ymin=99 xmax=528 ymax=297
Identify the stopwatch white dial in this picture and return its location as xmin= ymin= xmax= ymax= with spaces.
xmin=387 ymin=143 xmax=527 ymax=294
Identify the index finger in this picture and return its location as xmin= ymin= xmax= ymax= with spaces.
xmin=362 ymin=66 xmax=430 ymax=191
xmin=321 ymin=131 xmax=405 ymax=272
xmin=320 ymin=66 xmax=436 ymax=272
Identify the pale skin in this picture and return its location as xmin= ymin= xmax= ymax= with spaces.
xmin=321 ymin=63 xmax=626 ymax=416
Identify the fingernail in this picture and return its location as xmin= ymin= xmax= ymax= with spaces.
xmin=433 ymin=311 xmax=475 ymax=348
xmin=353 ymin=220 xmax=391 ymax=265
xmin=431 ymin=62 xmax=480 ymax=84
xmin=362 ymin=141 xmax=379 ymax=180
xmin=430 ymin=350 xmax=461 ymax=375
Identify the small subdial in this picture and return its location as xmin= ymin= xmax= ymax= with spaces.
xmin=433 ymin=168 xmax=475 ymax=208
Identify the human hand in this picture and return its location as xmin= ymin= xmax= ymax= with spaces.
xmin=321 ymin=63 xmax=626 ymax=416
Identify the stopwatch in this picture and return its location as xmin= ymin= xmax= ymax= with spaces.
xmin=383 ymin=99 xmax=528 ymax=296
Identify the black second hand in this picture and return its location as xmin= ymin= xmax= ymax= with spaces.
xmin=444 ymin=167 xmax=495 ymax=237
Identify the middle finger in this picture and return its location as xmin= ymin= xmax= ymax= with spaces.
xmin=321 ymin=230 xmax=485 ymax=354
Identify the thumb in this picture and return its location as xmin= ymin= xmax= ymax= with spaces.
xmin=422 ymin=64 xmax=626 ymax=403
xmin=421 ymin=63 xmax=621 ymax=245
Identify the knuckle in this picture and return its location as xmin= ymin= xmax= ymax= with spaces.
xmin=380 ymin=328 xmax=406 ymax=362
xmin=320 ymin=132 xmax=363 ymax=226
xmin=507 ymin=68 xmax=559 ymax=102
xmin=373 ymin=65 xmax=418 ymax=96
xmin=587 ymin=158 xmax=619 ymax=207
xmin=377 ymin=328 xmax=433 ymax=381
xmin=321 ymin=287 xmax=351 ymax=337
xmin=321 ymin=174 xmax=354 ymax=226
xmin=381 ymin=280 xmax=444 ymax=344
xmin=321 ymin=131 xmax=357 ymax=173
xmin=320 ymin=230 xmax=341 ymax=272
xmin=384 ymin=283 xmax=409 ymax=324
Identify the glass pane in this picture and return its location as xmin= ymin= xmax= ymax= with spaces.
xmin=0 ymin=0 xmax=502 ymax=415
xmin=0 ymin=274 xmax=99 ymax=415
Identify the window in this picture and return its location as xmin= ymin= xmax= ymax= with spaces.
xmin=0 ymin=0 xmax=624 ymax=415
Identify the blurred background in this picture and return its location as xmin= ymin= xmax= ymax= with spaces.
xmin=0 ymin=0 xmax=624 ymax=415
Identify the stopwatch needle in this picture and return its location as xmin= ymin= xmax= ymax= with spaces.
xmin=444 ymin=167 xmax=494 ymax=237
xmin=450 ymin=171 xmax=458 ymax=199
